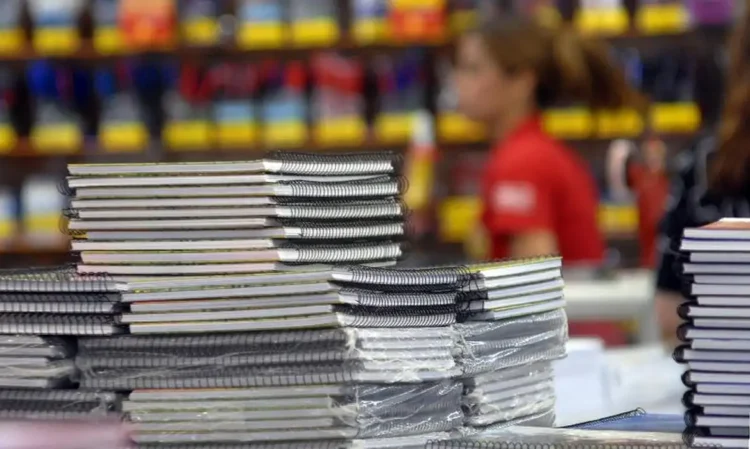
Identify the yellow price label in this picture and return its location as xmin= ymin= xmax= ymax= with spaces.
xmin=31 ymin=124 xmax=82 ymax=154
xmin=636 ymin=4 xmax=689 ymax=35
xmin=575 ymin=8 xmax=629 ymax=36
xmin=263 ymin=121 xmax=308 ymax=147
xmin=94 ymin=27 xmax=126 ymax=55
xmin=0 ymin=28 xmax=24 ymax=55
xmin=390 ymin=0 xmax=446 ymax=8
xmin=0 ymin=219 xmax=16 ymax=239
xmin=291 ymin=18 xmax=340 ymax=47
xmin=314 ymin=117 xmax=367 ymax=146
xmin=33 ymin=27 xmax=80 ymax=55
xmin=99 ymin=123 xmax=148 ymax=153
xmin=182 ymin=18 xmax=220 ymax=46
xmin=237 ymin=22 xmax=287 ymax=49
xmin=24 ymin=213 xmax=61 ymax=234
xmin=437 ymin=112 xmax=487 ymax=143
xmin=215 ymin=121 xmax=259 ymax=148
xmin=438 ymin=196 xmax=481 ymax=243
xmin=543 ymin=108 xmax=595 ymax=138
xmin=596 ymin=109 xmax=644 ymax=138
xmin=0 ymin=125 xmax=17 ymax=154
xmin=163 ymin=121 xmax=214 ymax=150
xmin=353 ymin=18 xmax=390 ymax=44
xmin=375 ymin=113 xmax=413 ymax=144
xmin=650 ymin=102 xmax=701 ymax=133
xmin=598 ymin=203 xmax=638 ymax=234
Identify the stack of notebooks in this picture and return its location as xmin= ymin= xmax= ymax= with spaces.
xmin=0 ymin=335 xmax=76 ymax=390
xmin=454 ymin=258 xmax=567 ymax=433
xmin=62 ymin=153 xmax=406 ymax=277
xmin=675 ymin=218 xmax=750 ymax=449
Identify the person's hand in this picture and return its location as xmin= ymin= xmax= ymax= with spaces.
xmin=0 ymin=419 xmax=133 ymax=449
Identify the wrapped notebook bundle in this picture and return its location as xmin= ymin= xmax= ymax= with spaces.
xmin=0 ymin=152 xmax=571 ymax=446
xmin=675 ymin=218 xmax=750 ymax=448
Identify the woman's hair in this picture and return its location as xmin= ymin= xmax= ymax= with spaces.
xmin=710 ymin=6 xmax=750 ymax=194
xmin=472 ymin=17 xmax=645 ymax=111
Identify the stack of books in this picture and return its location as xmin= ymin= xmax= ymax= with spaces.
xmin=0 ymin=389 xmax=120 ymax=420
xmin=63 ymin=153 xmax=406 ymax=277
xmin=676 ymin=218 xmax=750 ymax=449
xmin=0 ymin=267 xmax=123 ymax=419
xmin=454 ymin=258 xmax=567 ymax=433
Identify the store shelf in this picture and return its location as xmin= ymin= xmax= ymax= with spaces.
xmin=0 ymin=25 xmax=727 ymax=63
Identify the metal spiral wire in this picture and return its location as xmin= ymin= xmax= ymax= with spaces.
xmin=291 ymin=242 xmax=403 ymax=264
xmin=282 ymin=177 xmax=404 ymax=199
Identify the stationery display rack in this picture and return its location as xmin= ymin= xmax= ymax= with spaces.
xmin=0 ymin=0 xmax=735 ymax=267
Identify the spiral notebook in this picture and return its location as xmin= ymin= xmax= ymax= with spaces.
xmin=69 ymin=178 xmax=403 ymax=200
xmin=0 ymin=388 xmax=119 ymax=419
xmin=67 ymin=173 xmax=387 ymax=189
xmin=68 ymin=151 xmax=400 ymax=177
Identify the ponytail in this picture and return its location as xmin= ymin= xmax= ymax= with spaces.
xmin=549 ymin=27 xmax=646 ymax=111
xmin=474 ymin=19 xmax=645 ymax=111
xmin=710 ymin=6 xmax=750 ymax=194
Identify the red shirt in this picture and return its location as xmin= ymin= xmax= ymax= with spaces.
xmin=627 ymin=164 xmax=669 ymax=268
xmin=480 ymin=116 xmax=605 ymax=264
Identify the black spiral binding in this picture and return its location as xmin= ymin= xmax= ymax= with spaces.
xmin=333 ymin=264 xmax=480 ymax=293
xmin=137 ymin=442 xmax=349 ymax=449
xmin=339 ymin=304 xmax=458 ymax=327
xmin=563 ymin=408 xmax=646 ymax=429
xmin=140 ymin=444 xmax=351 ymax=449
xmin=0 ymin=314 xmax=122 ymax=336
xmin=268 ymin=150 xmax=401 ymax=175
xmin=339 ymin=288 xmax=485 ymax=309
xmin=273 ymin=219 xmax=406 ymax=241
xmin=279 ymin=176 xmax=406 ymax=199
xmin=673 ymin=345 xmax=689 ymax=364
xmin=80 ymin=362 xmax=368 ymax=390
xmin=0 ymin=292 xmax=121 ymax=315
xmin=282 ymin=241 xmax=404 ymax=264
xmin=677 ymin=302 xmax=693 ymax=321
xmin=0 ymin=265 xmax=117 ymax=293
xmin=78 ymin=329 xmax=353 ymax=352
xmin=0 ymin=389 xmax=120 ymax=420
xmin=426 ymin=443 xmax=695 ymax=449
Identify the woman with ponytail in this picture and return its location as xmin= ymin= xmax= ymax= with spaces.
xmin=655 ymin=6 xmax=750 ymax=343
xmin=456 ymin=17 xmax=643 ymax=263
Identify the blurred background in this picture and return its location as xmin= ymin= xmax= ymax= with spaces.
xmin=0 ymin=0 xmax=736 ymax=347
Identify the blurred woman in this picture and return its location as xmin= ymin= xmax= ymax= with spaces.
xmin=455 ymin=17 xmax=643 ymax=263
xmin=655 ymin=6 xmax=750 ymax=342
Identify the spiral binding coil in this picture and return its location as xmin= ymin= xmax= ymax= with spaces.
xmin=0 ymin=265 xmax=117 ymax=293
xmin=339 ymin=288 xmax=484 ymax=309
xmin=0 ymin=313 xmax=122 ymax=336
xmin=282 ymin=242 xmax=404 ymax=264
xmin=280 ymin=176 xmax=406 ymax=199
xmin=78 ymin=329 xmax=353 ymax=352
xmin=269 ymin=151 xmax=399 ymax=176
xmin=339 ymin=305 xmax=458 ymax=327
xmin=426 ymin=443 xmax=695 ymax=449
xmin=137 ymin=443 xmax=349 ymax=449
xmin=676 ymin=323 xmax=691 ymax=342
xmin=276 ymin=200 xmax=407 ymax=221
xmin=137 ymin=443 xmax=350 ymax=449
xmin=334 ymin=265 xmax=479 ymax=293
xmin=0 ymin=292 xmax=121 ymax=315
xmin=563 ymin=408 xmax=646 ymax=429
xmin=273 ymin=220 xmax=406 ymax=241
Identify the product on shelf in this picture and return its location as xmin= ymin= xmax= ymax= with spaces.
xmin=0 ymin=188 xmax=16 ymax=244
xmin=374 ymin=52 xmax=427 ymax=144
xmin=96 ymin=63 xmax=149 ymax=152
xmin=0 ymin=0 xmax=24 ymax=55
xmin=120 ymin=0 xmax=177 ymax=49
xmin=261 ymin=61 xmax=309 ymax=147
xmin=351 ymin=0 xmax=391 ymax=44
xmin=161 ymin=63 xmax=214 ymax=150
xmin=687 ymin=0 xmax=736 ymax=26
xmin=575 ymin=0 xmax=629 ymax=35
xmin=92 ymin=0 xmax=127 ymax=55
xmin=237 ymin=0 xmax=287 ymax=49
xmin=179 ymin=0 xmax=220 ymax=47
xmin=20 ymin=175 xmax=66 ymax=247
xmin=289 ymin=0 xmax=340 ymax=47
xmin=0 ymin=70 xmax=16 ymax=153
xmin=310 ymin=53 xmax=367 ymax=146
xmin=28 ymin=62 xmax=84 ymax=154
xmin=211 ymin=62 xmax=260 ymax=148
xmin=636 ymin=0 xmax=690 ymax=34
xmin=28 ymin=0 xmax=85 ymax=55
xmin=389 ymin=0 xmax=447 ymax=42
xmin=642 ymin=50 xmax=701 ymax=133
